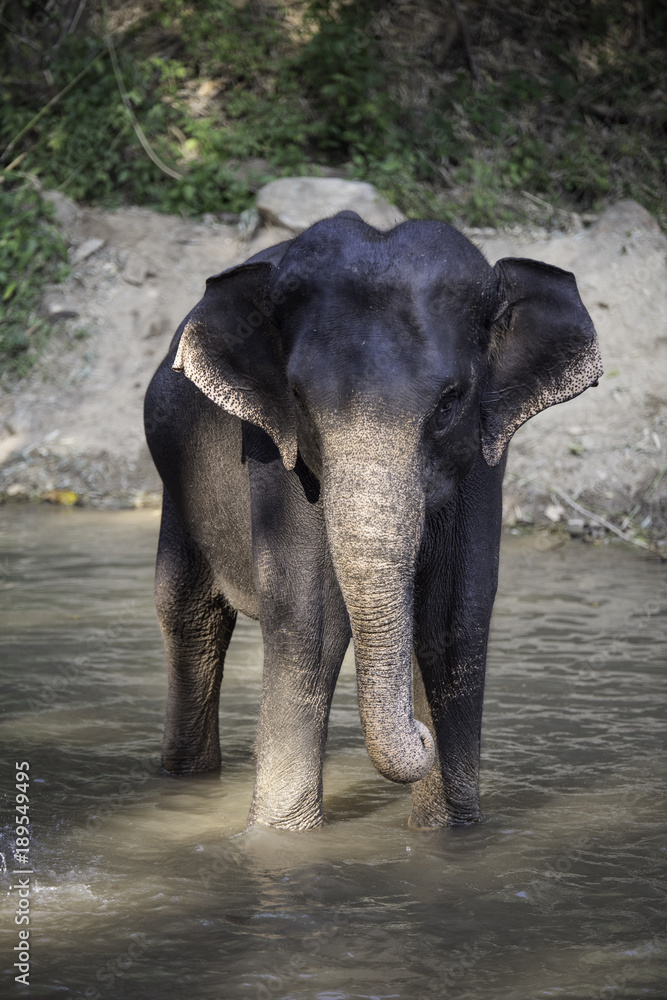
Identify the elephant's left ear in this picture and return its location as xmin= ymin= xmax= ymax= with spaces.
xmin=173 ymin=260 xmax=298 ymax=470
xmin=481 ymin=258 xmax=603 ymax=467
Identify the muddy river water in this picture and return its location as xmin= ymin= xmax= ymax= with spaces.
xmin=0 ymin=506 xmax=665 ymax=999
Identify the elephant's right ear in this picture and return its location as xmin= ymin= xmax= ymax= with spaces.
xmin=173 ymin=261 xmax=297 ymax=470
xmin=480 ymin=258 xmax=603 ymax=467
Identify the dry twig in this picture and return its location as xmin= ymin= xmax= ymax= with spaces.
xmin=550 ymin=486 xmax=651 ymax=551
xmin=452 ymin=0 xmax=479 ymax=82
xmin=0 ymin=52 xmax=104 ymax=164
xmin=102 ymin=0 xmax=183 ymax=182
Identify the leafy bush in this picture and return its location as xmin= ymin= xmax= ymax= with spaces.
xmin=0 ymin=176 xmax=70 ymax=378
xmin=0 ymin=0 xmax=664 ymax=230
xmin=291 ymin=0 xmax=398 ymax=161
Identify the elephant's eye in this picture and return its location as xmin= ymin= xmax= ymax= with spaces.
xmin=431 ymin=393 xmax=458 ymax=435
xmin=293 ymin=388 xmax=307 ymax=413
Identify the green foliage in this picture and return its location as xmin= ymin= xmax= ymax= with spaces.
xmin=0 ymin=0 xmax=664 ymax=232
xmin=0 ymin=176 xmax=69 ymax=378
xmin=2 ymin=0 xmax=664 ymax=383
xmin=292 ymin=0 xmax=399 ymax=161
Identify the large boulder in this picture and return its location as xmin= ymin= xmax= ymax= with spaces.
xmin=256 ymin=177 xmax=406 ymax=233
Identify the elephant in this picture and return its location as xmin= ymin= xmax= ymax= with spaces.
xmin=144 ymin=211 xmax=602 ymax=831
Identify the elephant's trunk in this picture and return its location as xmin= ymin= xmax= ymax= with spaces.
xmin=322 ymin=419 xmax=435 ymax=784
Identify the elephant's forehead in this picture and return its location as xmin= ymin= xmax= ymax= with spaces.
xmin=276 ymin=219 xmax=494 ymax=383
xmin=284 ymin=260 xmax=489 ymax=356
xmin=286 ymin=295 xmax=479 ymax=411
xmin=280 ymin=217 xmax=491 ymax=290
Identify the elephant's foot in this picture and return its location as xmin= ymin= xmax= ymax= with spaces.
xmin=409 ymin=769 xmax=481 ymax=828
xmin=408 ymin=802 xmax=481 ymax=829
xmin=245 ymin=810 xmax=324 ymax=832
xmin=246 ymin=804 xmax=324 ymax=832
xmin=247 ymin=777 xmax=324 ymax=831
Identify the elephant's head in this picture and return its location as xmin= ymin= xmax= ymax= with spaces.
xmin=173 ymin=213 xmax=602 ymax=784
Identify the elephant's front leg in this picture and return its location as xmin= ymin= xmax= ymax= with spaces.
xmin=246 ymin=452 xmax=350 ymax=830
xmin=410 ymin=641 xmax=488 ymax=827
xmin=410 ymin=454 xmax=504 ymax=828
xmin=248 ymin=602 xmax=348 ymax=830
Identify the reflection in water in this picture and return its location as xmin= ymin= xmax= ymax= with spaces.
xmin=0 ymin=506 xmax=665 ymax=999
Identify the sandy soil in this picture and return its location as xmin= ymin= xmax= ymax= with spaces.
xmin=1 ymin=195 xmax=665 ymax=549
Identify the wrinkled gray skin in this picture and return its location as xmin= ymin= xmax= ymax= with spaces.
xmin=145 ymin=212 xmax=602 ymax=831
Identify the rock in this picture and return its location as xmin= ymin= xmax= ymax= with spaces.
xmin=122 ymin=253 xmax=149 ymax=286
xmin=5 ymin=483 xmax=28 ymax=497
xmin=144 ymin=317 xmax=171 ymax=340
xmin=197 ymin=79 xmax=223 ymax=99
xmin=238 ymin=207 xmax=260 ymax=239
xmin=230 ymin=157 xmax=273 ymax=191
xmin=545 ymin=503 xmax=565 ymax=523
xmin=5 ymin=411 xmax=31 ymax=435
xmin=46 ymin=300 xmax=80 ymax=319
xmin=70 ymin=238 xmax=105 ymax=265
xmin=42 ymin=190 xmax=79 ymax=230
xmin=256 ymin=177 xmax=406 ymax=233
xmin=246 ymin=224 xmax=297 ymax=259
xmin=588 ymin=199 xmax=662 ymax=238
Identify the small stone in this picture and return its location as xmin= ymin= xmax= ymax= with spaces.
xmin=6 ymin=483 xmax=28 ymax=497
xmin=6 ymin=412 xmax=31 ymax=435
xmin=238 ymin=207 xmax=260 ymax=239
xmin=144 ymin=317 xmax=171 ymax=339
xmin=42 ymin=190 xmax=79 ymax=229
xmin=46 ymin=301 xmax=80 ymax=319
xmin=197 ymin=79 xmax=223 ymax=99
xmin=588 ymin=199 xmax=662 ymax=238
xmin=71 ymin=238 xmax=105 ymax=265
xmin=567 ymin=518 xmax=586 ymax=537
xmin=545 ymin=504 xmax=565 ymax=523
xmin=122 ymin=253 xmax=149 ymax=286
